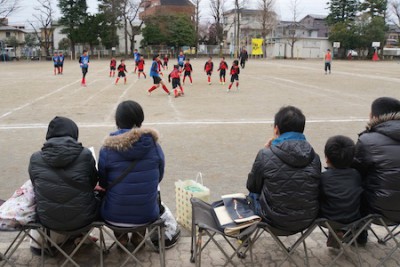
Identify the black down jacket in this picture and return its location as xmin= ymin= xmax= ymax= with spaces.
xmin=247 ymin=140 xmax=321 ymax=232
xmin=29 ymin=136 xmax=98 ymax=231
xmin=354 ymin=113 xmax=400 ymax=222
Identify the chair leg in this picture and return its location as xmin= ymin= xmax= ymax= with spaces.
xmin=376 ymin=218 xmax=400 ymax=265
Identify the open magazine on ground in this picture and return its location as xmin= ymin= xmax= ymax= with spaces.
xmin=213 ymin=193 xmax=261 ymax=236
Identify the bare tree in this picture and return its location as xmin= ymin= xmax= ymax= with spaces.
xmin=287 ymin=0 xmax=301 ymax=59
xmin=122 ymin=0 xmax=143 ymax=56
xmin=210 ymin=0 xmax=225 ymax=55
xmin=29 ymin=0 xmax=54 ymax=57
xmin=192 ymin=0 xmax=202 ymax=56
xmin=391 ymin=0 xmax=400 ymax=28
xmin=258 ymin=0 xmax=276 ymax=58
xmin=0 ymin=0 xmax=20 ymax=24
xmin=233 ymin=0 xmax=248 ymax=57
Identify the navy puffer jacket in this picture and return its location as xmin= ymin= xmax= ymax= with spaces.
xmin=354 ymin=113 xmax=400 ymax=222
xmin=99 ymin=128 xmax=164 ymax=225
xmin=247 ymin=140 xmax=321 ymax=232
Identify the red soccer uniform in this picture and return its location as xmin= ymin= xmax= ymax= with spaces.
xmin=138 ymin=59 xmax=145 ymax=71
xmin=204 ymin=62 xmax=213 ymax=72
xmin=218 ymin=61 xmax=228 ymax=70
xmin=110 ymin=59 xmax=116 ymax=68
xmin=230 ymin=65 xmax=240 ymax=75
xmin=183 ymin=63 xmax=193 ymax=72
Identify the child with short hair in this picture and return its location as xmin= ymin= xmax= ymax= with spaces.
xmin=110 ymin=57 xmax=117 ymax=77
xmin=58 ymin=52 xmax=65 ymax=74
xmin=320 ymin=135 xmax=363 ymax=248
xmin=148 ymin=54 xmax=170 ymax=96
xmin=137 ymin=56 xmax=146 ymax=79
xmin=163 ymin=54 xmax=169 ymax=70
xmin=204 ymin=57 xmax=213 ymax=85
xmin=79 ymin=50 xmax=89 ymax=87
xmin=52 ymin=52 xmax=59 ymax=75
xmin=133 ymin=49 xmax=140 ymax=73
xmin=217 ymin=57 xmax=228 ymax=85
xmin=182 ymin=58 xmax=193 ymax=85
xmin=227 ymin=60 xmax=240 ymax=92
xmin=168 ymin=64 xmax=184 ymax=98
xmin=115 ymin=59 xmax=128 ymax=85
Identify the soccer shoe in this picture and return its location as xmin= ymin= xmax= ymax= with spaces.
xmin=226 ymin=89 xmax=230 ymax=93
xmin=208 ymin=82 xmax=211 ymax=85
xmin=147 ymin=91 xmax=152 ymax=96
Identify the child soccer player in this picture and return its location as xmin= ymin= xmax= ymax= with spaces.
xmin=137 ymin=56 xmax=146 ymax=79
xmin=204 ymin=57 xmax=213 ymax=85
xmin=52 ymin=52 xmax=59 ymax=75
xmin=110 ymin=57 xmax=117 ymax=77
xmin=115 ymin=59 xmax=128 ymax=85
xmin=157 ymin=57 xmax=163 ymax=76
xmin=148 ymin=54 xmax=170 ymax=96
xmin=133 ymin=49 xmax=140 ymax=73
xmin=177 ymin=51 xmax=185 ymax=70
xmin=217 ymin=57 xmax=228 ymax=85
xmin=58 ymin=52 xmax=65 ymax=74
xmin=182 ymin=58 xmax=193 ymax=85
xmin=168 ymin=64 xmax=184 ymax=98
xmin=79 ymin=50 xmax=89 ymax=86
xmin=325 ymin=49 xmax=332 ymax=75
xmin=163 ymin=54 xmax=169 ymax=70
xmin=227 ymin=60 xmax=240 ymax=92
xmin=319 ymin=135 xmax=363 ymax=248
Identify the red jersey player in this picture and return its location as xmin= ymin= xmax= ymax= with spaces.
xmin=217 ymin=57 xmax=228 ymax=85
xmin=227 ymin=60 xmax=240 ymax=92
xmin=204 ymin=57 xmax=214 ymax=85
xmin=137 ymin=56 xmax=146 ymax=79
xmin=115 ymin=59 xmax=128 ymax=85
xmin=168 ymin=64 xmax=184 ymax=98
xmin=110 ymin=57 xmax=116 ymax=77
xmin=182 ymin=58 xmax=193 ymax=85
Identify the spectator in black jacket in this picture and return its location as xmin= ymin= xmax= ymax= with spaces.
xmin=354 ymin=97 xmax=400 ymax=223
xmin=29 ymin=116 xmax=98 ymax=254
xmin=247 ymin=106 xmax=321 ymax=232
xmin=319 ymin=135 xmax=363 ymax=248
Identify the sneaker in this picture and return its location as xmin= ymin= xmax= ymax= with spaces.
xmin=148 ymin=91 xmax=151 ymax=96
xmin=356 ymin=230 xmax=368 ymax=246
xmin=151 ymin=227 xmax=181 ymax=250
xmin=227 ymin=89 xmax=230 ymax=92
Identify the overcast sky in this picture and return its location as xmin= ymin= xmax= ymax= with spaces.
xmin=7 ymin=0 xmax=329 ymax=26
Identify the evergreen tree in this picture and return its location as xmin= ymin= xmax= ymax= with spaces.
xmin=58 ymin=0 xmax=88 ymax=59
xmin=360 ymin=0 xmax=387 ymax=17
xmin=98 ymin=0 xmax=124 ymax=50
xmin=326 ymin=0 xmax=360 ymax=25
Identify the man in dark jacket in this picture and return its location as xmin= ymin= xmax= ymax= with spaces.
xmin=239 ymin=47 xmax=248 ymax=69
xmin=354 ymin=97 xmax=400 ymax=222
xmin=247 ymin=106 xmax=321 ymax=232
xmin=29 ymin=116 xmax=98 ymax=231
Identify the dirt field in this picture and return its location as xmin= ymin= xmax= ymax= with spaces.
xmin=1 ymin=58 xmax=399 ymax=215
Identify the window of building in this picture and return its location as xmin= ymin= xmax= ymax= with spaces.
xmin=6 ymin=32 xmax=11 ymax=38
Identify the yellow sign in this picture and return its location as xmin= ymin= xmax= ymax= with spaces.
xmin=252 ymin=39 xmax=263 ymax=55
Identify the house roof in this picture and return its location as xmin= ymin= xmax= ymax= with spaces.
xmin=160 ymin=0 xmax=194 ymax=6
xmin=303 ymin=14 xmax=327 ymax=20
xmin=0 ymin=26 xmax=27 ymax=33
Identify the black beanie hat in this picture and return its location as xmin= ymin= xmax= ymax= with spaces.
xmin=115 ymin=100 xmax=144 ymax=129
xmin=371 ymin=97 xmax=400 ymax=117
xmin=46 ymin=116 xmax=79 ymax=140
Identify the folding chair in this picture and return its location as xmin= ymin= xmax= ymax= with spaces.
xmin=190 ymin=197 xmax=256 ymax=267
xmin=317 ymin=214 xmax=377 ymax=267
xmin=99 ymin=218 xmax=165 ymax=267
xmin=0 ymin=222 xmax=45 ymax=267
xmin=368 ymin=215 xmax=400 ymax=265
xmin=245 ymin=219 xmax=319 ymax=267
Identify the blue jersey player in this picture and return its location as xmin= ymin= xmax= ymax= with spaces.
xmin=177 ymin=51 xmax=185 ymax=70
xmin=79 ymin=50 xmax=89 ymax=86
xmin=133 ymin=49 xmax=140 ymax=73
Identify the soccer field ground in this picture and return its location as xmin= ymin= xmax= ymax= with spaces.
xmin=0 ymin=58 xmax=399 ymax=213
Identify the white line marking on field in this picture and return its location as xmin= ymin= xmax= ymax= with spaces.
xmin=168 ymin=95 xmax=183 ymax=121
xmin=0 ymin=80 xmax=80 ymax=119
xmin=0 ymin=118 xmax=368 ymax=130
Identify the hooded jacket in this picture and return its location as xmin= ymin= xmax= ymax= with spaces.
xmin=98 ymin=128 xmax=164 ymax=225
xmin=29 ymin=117 xmax=98 ymax=231
xmin=354 ymin=113 xmax=400 ymax=222
xmin=247 ymin=136 xmax=321 ymax=232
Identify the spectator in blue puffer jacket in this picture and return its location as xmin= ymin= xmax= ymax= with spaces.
xmin=98 ymin=100 xmax=165 ymax=247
